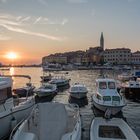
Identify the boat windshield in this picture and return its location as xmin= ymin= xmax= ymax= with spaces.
xmin=108 ymin=82 xmax=115 ymax=89
xmin=99 ymin=82 xmax=107 ymax=89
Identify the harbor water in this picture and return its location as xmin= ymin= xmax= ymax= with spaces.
xmin=3 ymin=67 xmax=140 ymax=140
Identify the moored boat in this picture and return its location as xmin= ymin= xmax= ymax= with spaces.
xmin=0 ymin=76 xmax=35 ymax=139
xmin=92 ymin=78 xmax=126 ymax=115
xmin=69 ymin=83 xmax=88 ymax=99
xmin=122 ymin=77 xmax=140 ymax=100
xmin=49 ymin=76 xmax=70 ymax=88
xmin=13 ymin=83 xmax=35 ymax=97
xmin=34 ymin=83 xmax=57 ymax=97
xmin=10 ymin=102 xmax=81 ymax=140
xmin=40 ymin=73 xmax=52 ymax=82
xmin=90 ymin=117 xmax=139 ymax=140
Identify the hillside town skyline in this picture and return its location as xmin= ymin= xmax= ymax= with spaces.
xmin=42 ymin=33 xmax=140 ymax=66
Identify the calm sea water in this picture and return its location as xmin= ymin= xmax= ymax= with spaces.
xmin=3 ymin=67 xmax=140 ymax=139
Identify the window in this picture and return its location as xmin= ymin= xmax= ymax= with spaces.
xmin=103 ymin=96 xmax=111 ymax=101
xmin=99 ymin=125 xmax=126 ymax=139
xmin=108 ymin=82 xmax=115 ymax=89
xmin=99 ymin=82 xmax=107 ymax=89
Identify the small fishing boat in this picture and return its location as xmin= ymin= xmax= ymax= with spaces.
xmin=10 ymin=102 xmax=81 ymax=140
xmin=90 ymin=117 xmax=139 ymax=140
xmin=40 ymin=73 xmax=52 ymax=82
xmin=92 ymin=78 xmax=126 ymax=115
xmin=34 ymin=84 xmax=57 ymax=97
xmin=69 ymin=83 xmax=88 ymax=99
xmin=0 ymin=76 xmax=35 ymax=139
xmin=13 ymin=83 xmax=35 ymax=97
xmin=49 ymin=76 xmax=70 ymax=88
xmin=122 ymin=76 xmax=140 ymax=100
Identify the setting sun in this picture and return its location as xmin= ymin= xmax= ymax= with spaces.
xmin=5 ymin=52 xmax=18 ymax=59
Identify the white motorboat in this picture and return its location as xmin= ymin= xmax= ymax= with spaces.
xmin=49 ymin=76 xmax=70 ymax=88
xmin=122 ymin=77 xmax=140 ymax=100
xmin=34 ymin=84 xmax=57 ymax=97
xmin=10 ymin=102 xmax=81 ymax=140
xmin=69 ymin=83 xmax=88 ymax=99
xmin=0 ymin=76 xmax=35 ymax=139
xmin=90 ymin=117 xmax=139 ymax=140
xmin=92 ymin=78 xmax=126 ymax=115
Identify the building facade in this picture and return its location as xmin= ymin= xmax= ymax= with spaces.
xmin=42 ymin=55 xmax=67 ymax=65
xmin=131 ymin=51 xmax=140 ymax=65
xmin=104 ymin=48 xmax=131 ymax=64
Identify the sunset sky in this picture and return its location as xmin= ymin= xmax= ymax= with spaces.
xmin=0 ymin=0 xmax=140 ymax=64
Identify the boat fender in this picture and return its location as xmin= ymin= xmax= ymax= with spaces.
xmin=11 ymin=117 xmax=17 ymax=130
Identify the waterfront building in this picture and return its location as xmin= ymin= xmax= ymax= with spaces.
xmin=131 ymin=51 xmax=140 ymax=65
xmin=42 ymin=55 xmax=67 ymax=65
xmin=104 ymin=48 xmax=131 ymax=64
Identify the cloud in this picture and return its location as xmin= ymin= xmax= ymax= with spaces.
xmin=0 ymin=19 xmax=21 ymax=26
xmin=0 ymin=14 xmax=66 ymax=41
xmin=61 ymin=18 xmax=68 ymax=25
xmin=66 ymin=0 xmax=88 ymax=3
xmin=0 ymin=34 xmax=11 ymax=40
xmin=34 ymin=17 xmax=42 ymax=24
xmin=20 ymin=16 xmax=31 ymax=22
xmin=0 ymin=24 xmax=64 ymax=41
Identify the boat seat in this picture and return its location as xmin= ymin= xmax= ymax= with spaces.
xmin=38 ymin=103 xmax=68 ymax=140
xmin=20 ymin=132 xmax=38 ymax=140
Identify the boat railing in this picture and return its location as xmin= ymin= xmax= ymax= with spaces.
xmin=9 ymin=104 xmax=37 ymax=140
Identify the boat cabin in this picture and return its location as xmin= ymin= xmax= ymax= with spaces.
xmin=96 ymin=79 xmax=117 ymax=91
xmin=95 ymin=79 xmax=121 ymax=103
xmin=0 ymin=77 xmax=13 ymax=104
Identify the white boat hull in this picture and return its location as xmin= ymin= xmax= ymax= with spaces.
xmin=0 ymin=97 xmax=34 ymax=139
xmin=92 ymin=96 xmax=124 ymax=115
xmin=11 ymin=103 xmax=81 ymax=140
xmin=90 ymin=117 xmax=139 ymax=140
xmin=69 ymin=92 xmax=87 ymax=99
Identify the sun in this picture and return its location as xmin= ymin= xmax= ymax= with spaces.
xmin=5 ymin=52 xmax=18 ymax=59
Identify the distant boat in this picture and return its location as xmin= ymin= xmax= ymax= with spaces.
xmin=43 ymin=63 xmax=63 ymax=71
xmin=69 ymin=83 xmax=88 ymax=99
xmin=0 ymin=76 xmax=34 ymax=139
xmin=10 ymin=102 xmax=81 ymax=140
xmin=49 ymin=76 xmax=70 ymax=88
xmin=122 ymin=76 xmax=140 ymax=100
xmin=92 ymin=78 xmax=126 ymax=115
xmin=34 ymin=83 xmax=57 ymax=97
xmin=40 ymin=73 xmax=52 ymax=82
xmin=90 ymin=117 xmax=139 ymax=140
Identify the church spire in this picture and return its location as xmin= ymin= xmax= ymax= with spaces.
xmin=100 ymin=32 xmax=104 ymax=51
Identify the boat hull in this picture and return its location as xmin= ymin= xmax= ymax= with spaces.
xmin=37 ymin=91 xmax=57 ymax=97
xmin=0 ymin=98 xmax=34 ymax=139
xmin=13 ymin=88 xmax=34 ymax=97
xmin=69 ymin=92 xmax=87 ymax=99
xmin=92 ymin=96 xmax=124 ymax=115
xmin=123 ymin=87 xmax=140 ymax=99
